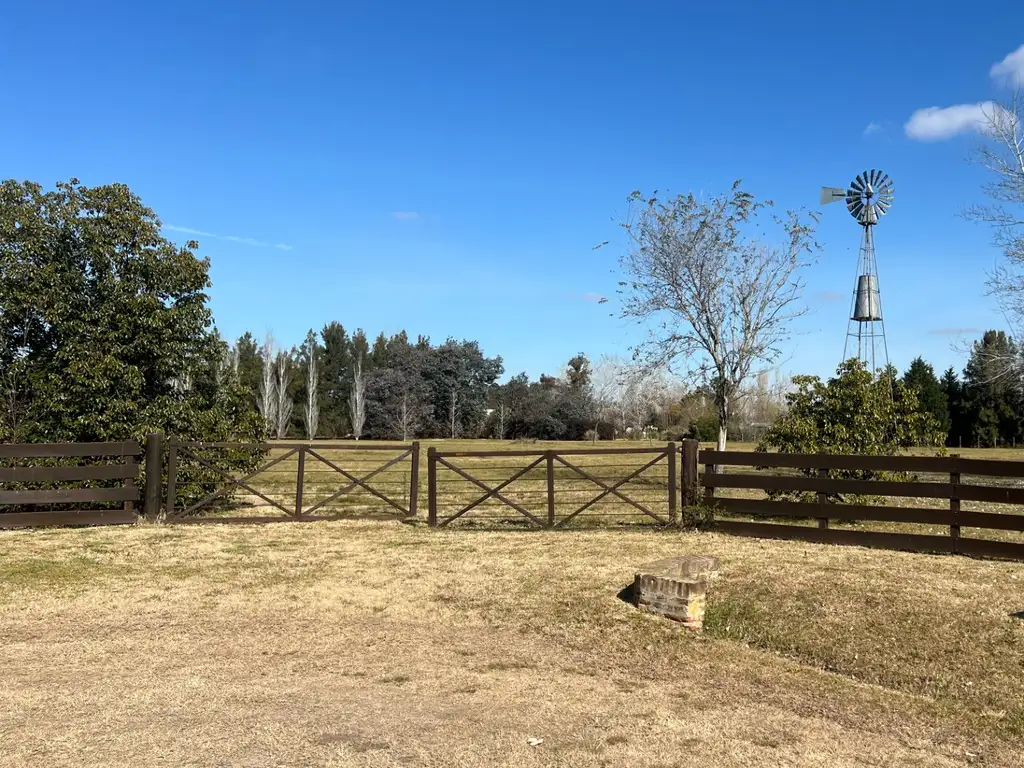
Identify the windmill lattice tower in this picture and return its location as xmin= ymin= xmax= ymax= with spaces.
xmin=821 ymin=170 xmax=895 ymax=374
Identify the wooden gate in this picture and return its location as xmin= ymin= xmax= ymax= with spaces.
xmin=165 ymin=441 xmax=419 ymax=523
xmin=427 ymin=445 xmax=676 ymax=527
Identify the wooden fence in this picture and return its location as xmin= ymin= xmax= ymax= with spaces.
xmin=427 ymin=444 xmax=676 ymax=527
xmin=696 ymin=447 xmax=1024 ymax=560
xmin=0 ymin=441 xmax=143 ymax=528
xmin=1 ymin=434 xmax=1023 ymax=562
xmin=164 ymin=441 xmax=419 ymax=523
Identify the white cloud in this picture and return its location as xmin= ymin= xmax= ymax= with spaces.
xmin=904 ymin=102 xmax=999 ymax=140
xmin=163 ymin=224 xmax=293 ymax=251
xmin=392 ymin=211 xmax=420 ymax=221
xmin=990 ymin=43 xmax=1024 ymax=86
xmin=862 ymin=121 xmax=882 ymax=137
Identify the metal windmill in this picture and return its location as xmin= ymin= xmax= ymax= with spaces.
xmin=820 ymin=170 xmax=895 ymax=374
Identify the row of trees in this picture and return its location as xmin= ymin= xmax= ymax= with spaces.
xmin=901 ymin=331 xmax=1024 ymax=448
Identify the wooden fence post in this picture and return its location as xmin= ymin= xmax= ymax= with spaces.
xmin=546 ymin=450 xmax=556 ymax=528
xmin=409 ymin=441 xmax=420 ymax=519
xmin=294 ymin=445 xmax=306 ymax=518
xmin=667 ymin=442 xmax=678 ymax=524
xmin=703 ymin=456 xmax=716 ymax=505
xmin=427 ymin=446 xmax=438 ymax=527
xmin=144 ymin=432 xmax=163 ymax=521
xmin=680 ymin=439 xmax=699 ymax=511
xmin=816 ymin=468 xmax=829 ymax=529
xmin=950 ymin=454 xmax=961 ymax=553
xmin=164 ymin=440 xmax=178 ymax=520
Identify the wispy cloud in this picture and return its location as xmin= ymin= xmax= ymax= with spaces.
xmin=164 ymin=224 xmax=293 ymax=251
xmin=904 ymin=102 xmax=999 ymax=141
xmin=391 ymin=211 xmax=420 ymax=221
xmin=990 ymin=43 xmax=1024 ymax=86
xmin=813 ymin=290 xmax=846 ymax=304
xmin=929 ymin=327 xmax=982 ymax=336
xmin=862 ymin=121 xmax=882 ymax=137
xmin=583 ymin=292 xmax=608 ymax=304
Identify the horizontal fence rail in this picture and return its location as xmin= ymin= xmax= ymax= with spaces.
xmin=164 ymin=441 xmax=419 ymax=524
xmin=428 ymin=444 xmax=677 ymax=528
xmin=697 ymin=447 xmax=1024 ymax=560
xmin=0 ymin=441 xmax=142 ymax=528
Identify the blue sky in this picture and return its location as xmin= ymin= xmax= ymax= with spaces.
xmin=3 ymin=1 xmax=1023 ymax=382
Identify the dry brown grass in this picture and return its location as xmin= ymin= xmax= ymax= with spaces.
xmin=2 ymin=521 xmax=1023 ymax=767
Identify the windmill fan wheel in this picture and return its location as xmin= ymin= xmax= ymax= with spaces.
xmin=845 ymin=169 xmax=894 ymax=225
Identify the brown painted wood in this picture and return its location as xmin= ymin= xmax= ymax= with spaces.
xmin=553 ymin=452 xmax=669 ymax=526
xmin=0 ymin=464 xmax=138 ymax=482
xmin=427 ymin=447 xmax=438 ymax=526
xmin=712 ymin=497 xmax=954 ymax=525
xmin=0 ymin=509 xmax=137 ymax=528
xmin=957 ymin=510 xmax=1024 ymax=532
xmin=713 ymin=520 xmax=955 ymax=554
xmin=169 ymin=441 xmax=413 ymax=451
xmin=703 ymin=471 xmax=949 ymax=498
xmin=680 ymin=439 xmax=699 ymax=508
xmin=816 ymin=468 xmax=829 ymax=529
xmin=435 ymin=455 xmax=546 ymax=527
xmin=302 ymin=448 xmax=412 ymax=516
xmin=546 ymin=452 xmax=556 ymax=528
xmin=174 ymin=447 xmax=298 ymax=518
xmin=667 ymin=442 xmax=677 ymax=523
xmin=144 ymin=432 xmax=163 ymax=520
xmin=952 ymin=458 xmax=1024 ymax=478
xmin=949 ymin=457 xmax=961 ymax=550
xmin=702 ymin=471 xmax=1024 ymax=504
xmin=955 ymin=537 xmax=1024 ymax=559
xmin=0 ymin=441 xmax=141 ymax=459
xmin=0 ymin=486 xmax=138 ymax=505
xmin=700 ymin=450 xmax=957 ymax=473
xmin=434 ymin=447 xmax=667 ymax=458
xmin=409 ymin=442 xmax=420 ymax=519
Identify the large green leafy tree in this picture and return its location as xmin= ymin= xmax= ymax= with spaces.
xmin=759 ymin=359 xmax=944 ymax=458
xmin=0 ymin=178 xmax=263 ymax=445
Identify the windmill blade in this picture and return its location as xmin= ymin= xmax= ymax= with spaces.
xmin=870 ymin=169 xmax=878 ymax=185
xmin=852 ymin=175 xmax=865 ymax=191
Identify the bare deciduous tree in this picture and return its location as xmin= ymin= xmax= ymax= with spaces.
xmin=257 ymin=332 xmax=277 ymax=432
xmin=349 ymin=355 xmax=366 ymax=440
xmin=964 ymin=92 xmax=1024 ymax=385
xmin=274 ymin=350 xmax=293 ymax=440
xmin=494 ymin=400 xmax=510 ymax=440
xmin=303 ymin=334 xmax=320 ymax=440
xmin=391 ymin=391 xmax=420 ymax=441
xmin=614 ymin=181 xmax=820 ymax=450
xmin=448 ymin=387 xmax=459 ymax=439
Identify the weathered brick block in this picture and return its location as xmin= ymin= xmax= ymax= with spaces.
xmin=633 ymin=556 xmax=719 ymax=629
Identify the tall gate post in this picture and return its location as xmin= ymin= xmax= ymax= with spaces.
xmin=164 ymin=440 xmax=178 ymax=520
xmin=546 ymin=450 xmax=556 ymax=528
xmin=294 ymin=445 xmax=306 ymax=518
xmin=667 ymin=442 xmax=677 ymax=524
xmin=143 ymin=432 xmax=164 ymax=521
xmin=427 ymin=446 xmax=438 ymax=527
xmin=409 ymin=441 xmax=421 ymax=518
xmin=680 ymin=439 xmax=699 ymax=514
